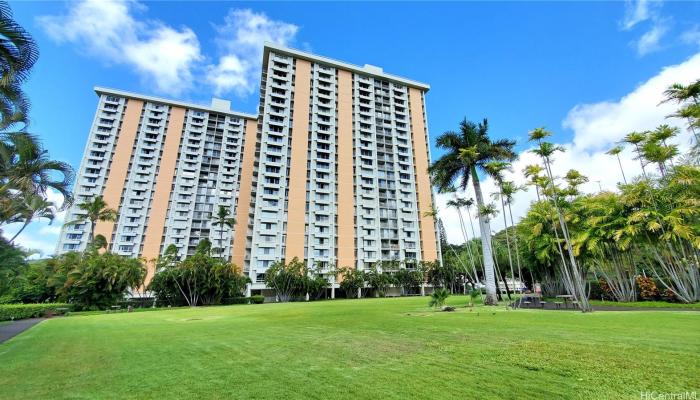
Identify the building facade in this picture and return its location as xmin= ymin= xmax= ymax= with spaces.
xmin=57 ymin=44 xmax=440 ymax=286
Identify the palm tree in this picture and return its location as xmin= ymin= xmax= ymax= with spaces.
xmin=641 ymin=140 xmax=678 ymax=177
xmin=67 ymin=196 xmax=116 ymax=244
xmin=0 ymin=2 xmax=38 ymax=130
xmin=605 ymin=146 xmax=627 ymax=184
xmin=622 ymin=131 xmax=649 ymax=179
xmin=485 ymin=161 xmax=517 ymax=298
xmin=8 ymin=193 xmax=55 ymax=243
xmin=661 ymin=80 xmax=700 ymax=105
xmin=523 ymin=164 xmax=545 ymax=201
xmin=500 ymin=180 xmax=526 ymax=290
xmin=528 ymin=127 xmax=591 ymax=312
xmin=211 ymin=205 xmax=236 ymax=258
xmin=429 ymin=118 xmax=516 ymax=305
xmin=0 ymin=132 xmax=74 ymax=202
xmin=429 ymin=287 xmax=450 ymax=309
xmin=446 ymin=196 xmax=480 ymax=285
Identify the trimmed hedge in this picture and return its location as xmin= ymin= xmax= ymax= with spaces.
xmin=0 ymin=303 xmax=73 ymax=321
xmin=250 ymin=295 xmax=264 ymax=304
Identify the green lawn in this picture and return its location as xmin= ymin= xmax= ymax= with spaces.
xmin=0 ymin=296 xmax=698 ymax=400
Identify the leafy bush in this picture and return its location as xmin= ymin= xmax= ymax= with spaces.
xmin=0 ymin=303 xmax=72 ymax=321
xmin=250 ymin=295 xmax=264 ymax=304
xmin=636 ymin=276 xmax=659 ymax=300
xmin=223 ymin=297 xmax=249 ymax=305
xmin=338 ymin=266 xmax=365 ymax=298
xmin=429 ymin=288 xmax=450 ymax=309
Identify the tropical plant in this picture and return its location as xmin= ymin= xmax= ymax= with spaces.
xmin=429 ymin=287 xmax=450 ymax=309
xmin=429 ymin=118 xmax=516 ymax=305
xmin=337 ymin=266 xmax=365 ymax=299
xmin=67 ymin=195 xmax=116 ymax=244
xmin=264 ymin=257 xmax=309 ymax=302
xmin=7 ymin=193 xmax=55 ymax=243
xmin=529 ymin=127 xmax=591 ymax=312
xmin=605 ymin=145 xmax=627 ymax=184
xmin=211 ymin=205 xmax=236 ymax=258
xmin=0 ymin=2 xmax=39 ymax=130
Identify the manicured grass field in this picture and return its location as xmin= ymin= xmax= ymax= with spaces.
xmin=0 ymin=296 xmax=698 ymax=399
xmin=589 ymin=299 xmax=700 ymax=308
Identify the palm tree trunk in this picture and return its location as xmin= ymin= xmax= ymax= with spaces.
xmin=616 ymin=154 xmax=627 ymax=184
xmin=470 ymin=165 xmax=498 ymax=305
xmin=9 ymin=219 xmax=31 ymax=243
xmin=507 ymin=202 xmax=524 ymax=291
xmin=455 ymin=208 xmax=478 ymax=280
xmin=499 ymin=193 xmax=516 ymax=297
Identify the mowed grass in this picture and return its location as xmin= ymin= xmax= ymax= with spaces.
xmin=0 ymin=296 xmax=698 ymax=400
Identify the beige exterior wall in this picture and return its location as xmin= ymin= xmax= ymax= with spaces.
xmin=140 ymin=106 xmax=185 ymax=282
xmin=284 ymin=59 xmax=312 ymax=262
xmin=408 ymin=88 xmax=438 ymax=262
xmin=94 ymin=99 xmax=144 ymax=245
xmin=231 ymin=119 xmax=258 ymax=268
xmin=336 ymin=69 xmax=356 ymax=270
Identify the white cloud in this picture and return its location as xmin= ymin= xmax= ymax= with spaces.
xmin=635 ymin=21 xmax=669 ymax=55
xmin=437 ymin=52 xmax=699 ymax=244
xmin=620 ymin=0 xmax=662 ymax=31
xmin=38 ymin=2 xmax=300 ymax=98
xmin=681 ymin=25 xmax=700 ymax=47
xmin=207 ymin=9 xmax=299 ymax=96
xmin=38 ymin=0 xmax=202 ymax=96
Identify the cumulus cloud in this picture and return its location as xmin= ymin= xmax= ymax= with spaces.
xmin=38 ymin=0 xmax=202 ymax=96
xmin=436 ymin=52 xmax=699 ymax=244
xmin=207 ymin=9 xmax=299 ymax=96
xmin=38 ymin=2 xmax=300 ymax=97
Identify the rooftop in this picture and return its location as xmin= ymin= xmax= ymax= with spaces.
xmin=263 ymin=43 xmax=430 ymax=91
xmin=93 ymin=87 xmax=258 ymax=120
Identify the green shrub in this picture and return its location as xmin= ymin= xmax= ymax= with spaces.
xmin=250 ymin=295 xmax=265 ymax=304
xmin=0 ymin=303 xmax=72 ymax=321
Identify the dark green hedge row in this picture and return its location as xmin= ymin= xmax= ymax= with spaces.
xmin=0 ymin=303 xmax=73 ymax=321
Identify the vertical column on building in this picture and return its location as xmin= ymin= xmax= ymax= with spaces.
xmin=284 ymin=58 xmax=312 ymax=262
xmin=408 ymin=88 xmax=438 ymax=262
xmin=231 ymin=119 xmax=258 ymax=269
xmin=140 ymin=107 xmax=185 ymax=282
xmin=93 ymin=99 xmax=144 ymax=248
xmin=336 ymin=69 xmax=355 ymax=270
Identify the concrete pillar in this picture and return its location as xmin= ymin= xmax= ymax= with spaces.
xmin=357 ymin=287 xmax=362 ymax=298
xmin=331 ymin=285 xmax=335 ymax=299
xmin=245 ymin=283 xmax=251 ymax=297
xmin=420 ymin=283 xmax=425 ymax=296
xmin=305 ymin=292 xmax=310 ymax=302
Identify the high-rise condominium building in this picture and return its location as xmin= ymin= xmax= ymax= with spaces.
xmin=57 ymin=44 xmax=440 ymax=288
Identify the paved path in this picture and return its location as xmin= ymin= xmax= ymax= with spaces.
xmin=0 ymin=318 xmax=46 ymax=344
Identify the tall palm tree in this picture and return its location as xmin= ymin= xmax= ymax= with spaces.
xmin=430 ymin=118 xmax=516 ymax=305
xmin=523 ymin=164 xmax=545 ymax=201
xmin=446 ymin=196 xmax=480 ymax=284
xmin=0 ymin=132 xmax=74 ymax=202
xmin=500 ymin=180 xmax=525 ymax=290
xmin=67 ymin=196 xmax=116 ymax=244
xmin=8 ymin=193 xmax=55 ymax=243
xmin=605 ymin=146 xmax=627 ymax=184
xmin=529 ymin=127 xmax=591 ymax=312
xmin=0 ymin=2 xmax=38 ymax=130
xmin=623 ymin=131 xmax=649 ymax=179
xmin=211 ymin=205 xmax=236 ymax=258
xmin=484 ymin=161 xmax=517 ymax=298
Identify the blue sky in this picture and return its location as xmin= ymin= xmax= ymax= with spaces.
xmin=5 ymin=0 xmax=700 ymax=252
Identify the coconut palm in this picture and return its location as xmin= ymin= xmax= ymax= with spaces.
xmin=67 ymin=196 xmax=116 ymax=244
xmin=211 ymin=205 xmax=236 ymax=258
xmin=0 ymin=132 xmax=74 ymax=203
xmin=0 ymin=2 xmax=38 ymax=129
xmin=528 ymin=127 xmax=591 ymax=312
xmin=605 ymin=146 xmax=627 ymax=184
xmin=429 ymin=118 xmax=517 ymax=304
xmin=8 ymin=193 xmax=55 ymax=243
